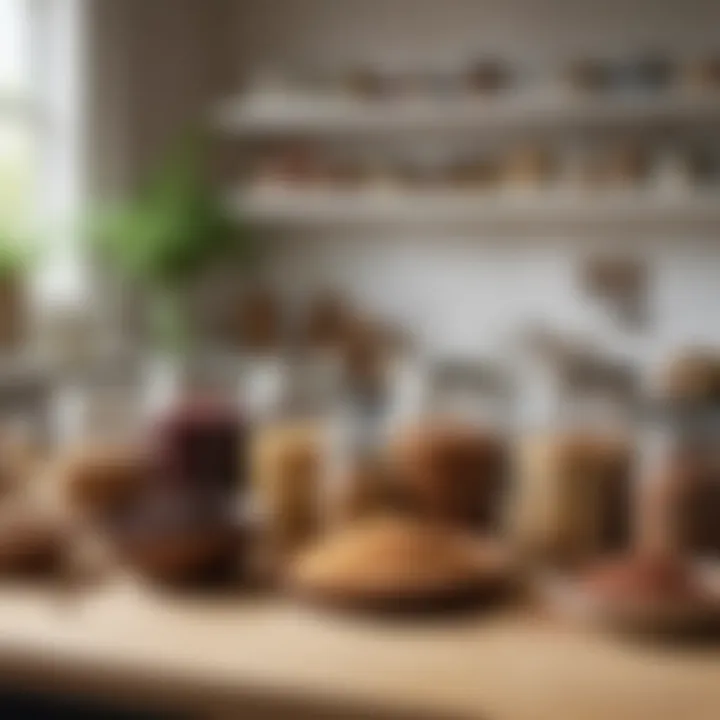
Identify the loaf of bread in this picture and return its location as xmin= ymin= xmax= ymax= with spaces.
xmin=289 ymin=515 xmax=512 ymax=614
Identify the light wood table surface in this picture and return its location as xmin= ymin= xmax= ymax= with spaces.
xmin=0 ymin=581 xmax=717 ymax=719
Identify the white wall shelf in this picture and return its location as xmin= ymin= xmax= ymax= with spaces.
xmin=230 ymin=188 xmax=720 ymax=230
xmin=214 ymin=91 xmax=720 ymax=138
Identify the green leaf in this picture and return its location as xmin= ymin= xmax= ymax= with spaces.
xmin=91 ymin=128 xmax=255 ymax=291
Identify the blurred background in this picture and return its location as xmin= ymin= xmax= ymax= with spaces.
xmin=0 ymin=1 xmax=720 ymax=719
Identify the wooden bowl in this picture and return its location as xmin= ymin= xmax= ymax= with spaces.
xmin=115 ymin=523 xmax=242 ymax=587
xmin=543 ymin=555 xmax=720 ymax=638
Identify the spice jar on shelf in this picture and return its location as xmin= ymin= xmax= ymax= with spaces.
xmin=446 ymin=156 xmax=501 ymax=191
xmin=565 ymin=59 xmax=612 ymax=94
xmin=501 ymin=145 xmax=555 ymax=191
xmin=466 ymin=59 xmax=510 ymax=94
xmin=585 ymin=143 xmax=651 ymax=189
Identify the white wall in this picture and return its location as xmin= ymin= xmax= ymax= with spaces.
xmin=223 ymin=0 xmax=720 ymax=363
xmin=86 ymin=0 xmax=720 ymax=364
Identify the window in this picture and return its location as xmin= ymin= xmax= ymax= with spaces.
xmin=0 ymin=0 xmax=86 ymax=303
xmin=0 ymin=0 xmax=35 ymax=231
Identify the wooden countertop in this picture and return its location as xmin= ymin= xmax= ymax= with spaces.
xmin=0 ymin=581 xmax=717 ymax=719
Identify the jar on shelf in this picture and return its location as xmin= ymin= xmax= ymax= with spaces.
xmin=587 ymin=143 xmax=651 ymax=189
xmin=565 ymin=59 xmax=612 ymax=94
xmin=501 ymin=145 xmax=556 ymax=191
xmin=466 ymin=59 xmax=510 ymax=94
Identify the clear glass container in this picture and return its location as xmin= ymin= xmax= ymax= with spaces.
xmin=512 ymin=347 xmax=638 ymax=567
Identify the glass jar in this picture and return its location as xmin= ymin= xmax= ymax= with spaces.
xmin=512 ymin=347 xmax=637 ymax=567
xmin=637 ymin=351 xmax=720 ymax=558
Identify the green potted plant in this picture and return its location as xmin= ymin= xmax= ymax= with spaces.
xmin=93 ymin=132 xmax=254 ymax=404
